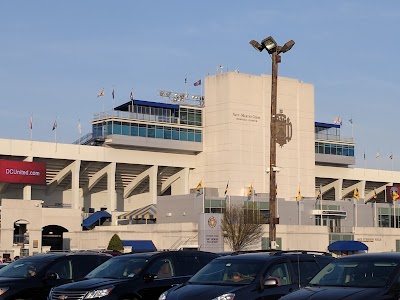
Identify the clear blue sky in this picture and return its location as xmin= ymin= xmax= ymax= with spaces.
xmin=1 ymin=1 xmax=399 ymax=171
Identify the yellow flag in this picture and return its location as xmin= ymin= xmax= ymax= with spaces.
xmin=392 ymin=190 xmax=399 ymax=201
xmin=353 ymin=188 xmax=360 ymax=200
xmin=196 ymin=180 xmax=203 ymax=192
xmin=247 ymin=183 xmax=253 ymax=197
xmin=297 ymin=186 xmax=302 ymax=201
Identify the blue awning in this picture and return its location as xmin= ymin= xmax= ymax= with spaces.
xmin=82 ymin=211 xmax=111 ymax=228
xmin=122 ymin=240 xmax=157 ymax=252
xmin=328 ymin=240 xmax=368 ymax=252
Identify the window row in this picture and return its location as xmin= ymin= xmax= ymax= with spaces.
xmin=93 ymin=122 xmax=203 ymax=143
xmin=315 ymin=142 xmax=354 ymax=157
xmin=180 ymin=108 xmax=202 ymax=126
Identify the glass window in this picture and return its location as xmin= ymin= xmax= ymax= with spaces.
xmin=121 ymin=122 xmax=130 ymax=136
xmin=48 ymin=259 xmax=73 ymax=280
xmin=172 ymin=128 xmax=179 ymax=140
xmin=331 ymin=144 xmax=337 ymax=155
xmin=148 ymin=125 xmax=155 ymax=138
xmin=195 ymin=111 xmax=202 ymax=126
xmin=156 ymin=126 xmax=164 ymax=139
xmin=164 ymin=127 xmax=171 ymax=140
xmin=139 ymin=124 xmax=147 ymax=137
xmin=149 ymin=258 xmax=175 ymax=279
xmin=131 ymin=123 xmax=138 ymax=136
xmin=180 ymin=108 xmax=188 ymax=125
xmin=324 ymin=144 xmax=331 ymax=154
xmin=265 ymin=263 xmax=292 ymax=285
xmin=292 ymin=261 xmax=321 ymax=285
xmin=318 ymin=143 xmax=324 ymax=154
xmin=343 ymin=145 xmax=349 ymax=156
xmin=106 ymin=122 xmax=112 ymax=136
xmin=180 ymin=128 xmax=188 ymax=141
xmin=336 ymin=145 xmax=343 ymax=156
xmin=187 ymin=129 xmax=195 ymax=141
xmin=349 ymin=146 xmax=354 ymax=157
xmin=113 ymin=121 xmax=122 ymax=135
xmin=195 ymin=130 xmax=202 ymax=142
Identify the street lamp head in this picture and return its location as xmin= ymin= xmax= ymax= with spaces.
xmin=261 ymin=36 xmax=278 ymax=54
xmin=279 ymin=40 xmax=295 ymax=54
xmin=249 ymin=40 xmax=264 ymax=52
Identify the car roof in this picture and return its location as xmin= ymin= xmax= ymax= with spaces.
xmin=111 ymin=250 xmax=218 ymax=259
xmin=337 ymin=252 xmax=400 ymax=260
xmin=213 ymin=250 xmax=332 ymax=261
xmin=20 ymin=252 xmax=112 ymax=261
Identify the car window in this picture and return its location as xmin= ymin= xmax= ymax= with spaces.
xmin=0 ymin=260 xmax=47 ymax=278
xmin=189 ymin=259 xmax=262 ymax=285
xmin=292 ymin=261 xmax=321 ymax=285
xmin=86 ymin=257 xmax=148 ymax=279
xmin=311 ymin=260 xmax=397 ymax=287
xmin=179 ymin=255 xmax=210 ymax=276
xmin=265 ymin=262 xmax=292 ymax=286
xmin=47 ymin=259 xmax=72 ymax=279
xmin=71 ymin=255 xmax=110 ymax=278
xmin=149 ymin=258 xmax=175 ymax=279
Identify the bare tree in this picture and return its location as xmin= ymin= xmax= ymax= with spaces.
xmin=221 ymin=202 xmax=264 ymax=251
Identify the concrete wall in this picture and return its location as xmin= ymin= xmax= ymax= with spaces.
xmin=193 ymin=72 xmax=315 ymax=200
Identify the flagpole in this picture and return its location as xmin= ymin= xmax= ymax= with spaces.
xmin=394 ymin=200 xmax=396 ymax=228
xmin=320 ymin=184 xmax=323 ymax=226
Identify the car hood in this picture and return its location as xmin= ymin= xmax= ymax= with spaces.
xmin=167 ymin=283 xmax=243 ymax=299
xmin=55 ymin=278 xmax=127 ymax=291
xmin=0 ymin=277 xmax=30 ymax=286
xmin=282 ymin=286 xmax=385 ymax=300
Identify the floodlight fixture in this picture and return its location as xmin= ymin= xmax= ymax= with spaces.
xmin=261 ymin=36 xmax=278 ymax=54
xmin=249 ymin=40 xmax=264 ymax=52
xmin=279 ymin=40 xmax=295 ymax=54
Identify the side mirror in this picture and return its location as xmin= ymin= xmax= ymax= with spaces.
xmin=44 ymin=272 xmax=58 ymax=280
xmin=144 ymin=273 xmax=157 ymax=282
xmin=264 ymin=277 xmax=280 ymax=287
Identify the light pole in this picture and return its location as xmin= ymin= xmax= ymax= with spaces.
xmin=249 ymin=36 xmax=295 ymax=249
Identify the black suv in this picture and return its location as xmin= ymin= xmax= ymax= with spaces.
xmin=48 ymin=250 xmax=219 ymax=300
xmin=0 ymin=252 xmax=111 ymax=300
xmin=280 ymin=252 xmax=400 ymax=300
xmin=159 ymin=250 xmax=334 ymax=300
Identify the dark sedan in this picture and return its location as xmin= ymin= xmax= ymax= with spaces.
xmin=280 ymin=252 xmax=400 ymax=300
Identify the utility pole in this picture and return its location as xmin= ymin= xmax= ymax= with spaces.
xmin=269 ymin=49 xmax=279 ymax=249
xmin=250 ymin=36 xmax=295 ymax=250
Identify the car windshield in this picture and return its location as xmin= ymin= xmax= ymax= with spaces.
xmin=0 ymin=260 xmax=47 ymax=278
xmin=310 ymin=259 xmax=398 ymax=288
xmin=86 ymin=257 xmax=148 ymax=279
xmin=189 ymin=259 xmax=262 ymax=285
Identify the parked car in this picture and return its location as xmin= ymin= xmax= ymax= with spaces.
xmin=159 ymin=250 xmax=334 ymax=300
xmin=280 ymin=252 xmax=400 ymax=300
xmin=0 ymin=252 xmax=111 ymax=300
xmin=48 ymin=250 xmax=219 ymax=300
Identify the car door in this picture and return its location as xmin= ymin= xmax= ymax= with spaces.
xmin=41 ymin=257 xmax=74 ymax=299
xmin=259 ymin=258 xmax=298 ymax=300
xmin=290 ymin=257 xmax=324 ymax=287
xmin=138 ymin=255 xmax=180 ymax=300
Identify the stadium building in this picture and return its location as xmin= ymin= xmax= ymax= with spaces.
xmin=0 ymin=72 xmax=399 ymax=259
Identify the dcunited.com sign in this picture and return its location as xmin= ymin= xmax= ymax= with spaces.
xmin=0 ymin=160 xmax=46 ymax=185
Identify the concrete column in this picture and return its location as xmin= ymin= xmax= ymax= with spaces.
xmin=107 ymin=162 xmax=117 ymax=211
xmin=150 ymin=165 xmax=159 ymax=204
xmin=72 ymin=160 xmax=81 ymax=210
xmin=335 ymin=179 xmax=343 ymax=200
